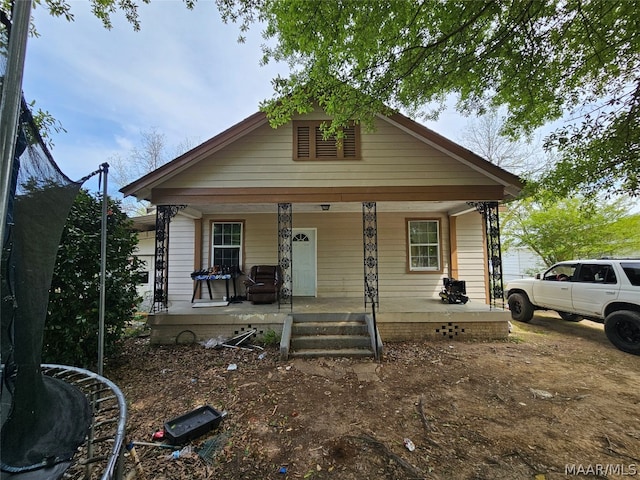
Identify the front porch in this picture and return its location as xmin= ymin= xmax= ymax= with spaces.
xmin=146 ymin=296 xmax=510 ymax=345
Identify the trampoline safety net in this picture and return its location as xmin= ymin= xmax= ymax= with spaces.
xmin=1 ymin=8 xmax=92 ymax=478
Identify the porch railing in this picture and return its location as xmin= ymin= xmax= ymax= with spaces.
xmin=367 ymin=287 xmax=381 ymax=362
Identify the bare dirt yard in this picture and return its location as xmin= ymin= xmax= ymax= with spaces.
xmin=108 ymin=311 xmax=640 ymax=480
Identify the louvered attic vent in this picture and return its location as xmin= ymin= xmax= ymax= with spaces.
xmin=297 ymin=125 xmax=310 ymax=158
xmin=293 ymin=121 xmax=360 ymax=160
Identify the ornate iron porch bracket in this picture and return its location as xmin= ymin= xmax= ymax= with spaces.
xmin=362 ymin=202 xmax=379 ymax=309
xmin=278 ymin=203 xmax=293 ymax=311
xmin=152 ymin=205 xmax=185 ymax=313
xmin=470 ymin=201 xmax=504 ymax=308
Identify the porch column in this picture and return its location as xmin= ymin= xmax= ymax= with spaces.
xmin=472 ymin=202 xmax=504 ymax=308
xmin=152 ymin=205 xmax=184 ymax=313
xmin=362 ymin=202 xmax=379 ymax=308
xmin=278 ymin=203 xmax=293 ymax=311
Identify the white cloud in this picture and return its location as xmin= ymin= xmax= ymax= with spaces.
xmin=114 ymin=134 xmax=135 ymax=151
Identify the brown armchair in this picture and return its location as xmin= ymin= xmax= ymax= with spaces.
xmin=243 ymin=265 xmax=281 ymax=304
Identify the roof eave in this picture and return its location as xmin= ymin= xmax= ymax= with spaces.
xmin=120 ymin=111 xmax=269 ymax=200
xmin=380 ymin=112 xmax=524 ymax=197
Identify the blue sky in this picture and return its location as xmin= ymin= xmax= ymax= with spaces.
xmin=22 ymin=0 xmax=469 ymax=198
xmin=22 ymin=0 xmax=288 ymax=193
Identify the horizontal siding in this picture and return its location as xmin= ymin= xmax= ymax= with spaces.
xmin=167 ymin=216 xmax=196 ymax=302
xmin=135 ymin=233 xmax=156 ymax=298
xmin=315 ymin=213 xmax=363 ymax=297
xmin=378 ymin=212 xmax=450 ymax=300
xmin=454 ymin=211 xmax=487 ymax=302
xmin=193 ymin=213 xmax=281 ymax=300
xmin=135 ymin=231 xmax=155 ymax=256
xmin=167 ymin=209 xmax=490 ymax=303
xmin=161 ymin=118 xmax=498 ymax=189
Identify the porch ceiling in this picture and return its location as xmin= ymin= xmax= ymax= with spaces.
xmin=190 ymin=200 xmax=474 ymax=215
xmin=130 ymin=200 xmax=480 ymax=231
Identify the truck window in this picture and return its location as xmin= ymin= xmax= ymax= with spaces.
xmin=579 ymin=263 xmax=616 ymax=284
xmin=543 ymin=264 xmax=576 ymax=281
xmin=621 ymin=262 xmax=640 ymax=286
xmin=599 ymin=265 xmax=616 ymax=284
xmin=577 ymin=264 xmax=597 ymax=282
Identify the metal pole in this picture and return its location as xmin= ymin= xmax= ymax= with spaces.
xmin=0 ymin=2 xmax=32 ymax=409
xmin=0 ymin=0 xmax=32 ymax=250
xmin=98 ymin=163 xmax=109 ymax=376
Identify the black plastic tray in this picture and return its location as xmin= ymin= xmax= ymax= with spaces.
xmin=163 ymin=405 xmax=223 ymax=445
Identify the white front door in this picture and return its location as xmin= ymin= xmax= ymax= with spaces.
xmin=292 ymin=228 xmax=317 ymax=296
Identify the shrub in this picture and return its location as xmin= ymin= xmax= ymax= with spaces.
xmin=43 ymin=189 xmax=142 ymax=368
xmin=261 ymin=329 xmax=280 ymax=347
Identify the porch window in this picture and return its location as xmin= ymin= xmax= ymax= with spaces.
xmin=408 ymin=220 xmax=440 ymax=271
xmin=211 ymin=222 xmax=243 ymax=268
xmin=293 ymin=120 xmax=361 ymax=160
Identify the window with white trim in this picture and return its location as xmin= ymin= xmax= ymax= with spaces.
xmin=408 ymin=220 xmax=440 ymax=271
xmin=211 ymin=222 xmax=243 ymax=268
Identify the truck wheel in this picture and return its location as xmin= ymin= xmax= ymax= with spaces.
xmin=558 ymin=311 xmax=583 ymax=322
xmin=508 ymin=293 xmax=534 ymax=323
xmin=604 ymin=311 xmax=640 ymax=355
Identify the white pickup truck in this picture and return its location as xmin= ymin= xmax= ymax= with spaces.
xmin=505 ymin=259 xmax=640 ymax=355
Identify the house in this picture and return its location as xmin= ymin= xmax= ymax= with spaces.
xmin=130 ymin=210 xmax=157 ymax=310
xmin=121 ymin=108 xmax=523 ymax=348
xmin=502 ymin=247 xmax=545 ymax=283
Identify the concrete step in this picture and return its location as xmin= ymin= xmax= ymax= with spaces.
xmin=289 ymin=348 xmax=374 ymax=359
xmin=291 ymin=334 xmax=372 ymax=350
xmin=291 ymin=313 xmax=368 ymax=322
xmin=291 ymin=321 xmax=368 ymax=336
xmin=281 ymin=313 xmax=379 ymax=361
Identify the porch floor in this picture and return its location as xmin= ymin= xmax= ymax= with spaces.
xmin=177 ymin=295 xmax=506 ymax=315
xmin=147 ymin=296 xmax=511 ymax=345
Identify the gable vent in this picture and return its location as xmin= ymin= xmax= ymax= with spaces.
xmin=343 ymin=125 xmax=356 ymax=157
xmin=297 ymin=126 xmax=310 ymax=158
xmin=315 ymin=126 xmax=336 ymax=157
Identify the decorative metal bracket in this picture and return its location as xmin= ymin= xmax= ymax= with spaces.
xmin=278 ymin=203 xmax=293 ymax=311
xmin=469 ymin=201 xmax=504 ymax=308
xmin=152 ymin=205 xmax=185 ymax=313
xmin=362 ymin=202 xmax=379 ymax=309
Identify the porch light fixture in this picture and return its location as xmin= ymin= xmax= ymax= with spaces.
xmin=321 ymin=204 xmax=330 ymax=211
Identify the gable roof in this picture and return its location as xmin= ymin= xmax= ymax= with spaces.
xmin=120 ymin=111 xmax=269 ymax=201
xmin=120 ymin=109 xmax=523 ymax=202
xmin=382 ymin=112 xmax=523 ymax=197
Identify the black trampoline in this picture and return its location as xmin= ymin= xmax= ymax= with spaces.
xmin=1 ymin=6 xmax=126 ymax=479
